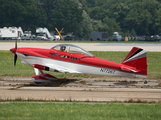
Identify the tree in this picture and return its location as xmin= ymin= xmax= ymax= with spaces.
xmin=38 ymin=0 xmax=57 ymax=29
xmin=0 ymin=0 xmax=25 ymax=27
xmin=0 ymin=0 xmax=47 ymax=33
xmin=154 ymin=8 xmax=161 ymax=35
xmin=131 ymin=28 xmax=137 ymax=37
xmin=22 ymin=4 xmax=47 ymax=32
xmin=78 ymin=10 xmax=93 ymax=38
xmin=103 ymin=17 xmax=121 ymax=36
xmin=51 ymin=0 xmax=83 ymax=35
xmin=89 ymin=6 xmax=108 ymax=21
xmin=86 ymin=0 xmax=97 ymax=7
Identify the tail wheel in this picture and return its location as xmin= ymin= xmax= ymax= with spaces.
xmin=144 ymin=80 xmax=147 ymax=84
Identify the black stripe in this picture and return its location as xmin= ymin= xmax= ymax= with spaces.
xmin=126 ymin=48 xmax=143 ymax=61
xmin=18 ymin=52 xmax=106 ymax=69
xmin=23 ymin=53 xmax=32 ymax=56
xmin=45 ymin=66 xmax=49 ymax=71
xmin=49 ymin=53 xmax=60 ymax=56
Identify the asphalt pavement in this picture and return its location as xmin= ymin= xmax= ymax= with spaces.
xmin=0 ymin=77 xmax=161 ymax=102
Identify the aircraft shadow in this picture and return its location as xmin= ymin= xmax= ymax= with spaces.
xmin=52 ymin=78 xmax=78 ymax=87
xmin=114 ymin=81 xmax=138 ymax=85
xmin=32 ymin=78 xmax=79 ymax=87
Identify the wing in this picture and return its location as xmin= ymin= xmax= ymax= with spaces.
xmin=31 ymin=63 xmax=80 ymax=73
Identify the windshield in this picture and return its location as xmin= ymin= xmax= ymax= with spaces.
xmin=52 ymin=44 xmax=93 ymax=55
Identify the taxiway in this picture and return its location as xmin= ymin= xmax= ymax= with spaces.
xmin=0 ymin=77 xmax=161 ymax=102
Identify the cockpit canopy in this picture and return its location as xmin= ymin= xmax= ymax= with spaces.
xmin=52 ymin=44 xmax=93 ymax=55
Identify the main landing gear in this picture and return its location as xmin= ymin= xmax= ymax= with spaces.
xmin=32 ymin=68 xmax=57 ymax=84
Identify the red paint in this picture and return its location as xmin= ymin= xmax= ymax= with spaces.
xmin=10 ymin=45 xmax=147 ymax=77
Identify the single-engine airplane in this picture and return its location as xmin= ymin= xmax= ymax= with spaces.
xmin=10 ymin=41 xmax=148 ymax=84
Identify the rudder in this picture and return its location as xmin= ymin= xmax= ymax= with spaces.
xmin=121 ymin=47 xmax=147 ymax=76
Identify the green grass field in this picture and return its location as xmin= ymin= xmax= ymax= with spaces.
xmin=0 ymin=102 xmax=161 ymax=120
xmin=0 ymin=51 xmax=161 ymax=78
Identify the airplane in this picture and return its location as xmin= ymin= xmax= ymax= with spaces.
xmin=10 ymin=41 xmax=148 ymax=84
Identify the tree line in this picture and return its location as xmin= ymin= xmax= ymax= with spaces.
xmin=0 ymin=0 xmax=161 ymax=38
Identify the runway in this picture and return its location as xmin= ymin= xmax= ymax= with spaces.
xmin=0 ymin=42 xmax=161 ymax=51
xmin=1 ymin=86 xmax=161 ymax=102
xmin=0 ymin=77 xmax=161 ymax=102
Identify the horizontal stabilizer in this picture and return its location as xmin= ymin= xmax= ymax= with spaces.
xmin=120 ymin=65 xmax=141 ymax=73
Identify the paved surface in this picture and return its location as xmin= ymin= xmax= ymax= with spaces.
xmin=0 ymin=87 xmax=161 ymax=102
xmin=0 ymin=77 xmax=160 ymax=88
xmin=0 ymin=77 xmax=161 ymax=102
xmin=1 ymin=42 xmax=161 ymax=51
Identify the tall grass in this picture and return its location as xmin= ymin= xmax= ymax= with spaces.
xmin=0 ymin=51 xmax=160 ymax=78
xmin=0 ymin=102 xmax=161 ymax=120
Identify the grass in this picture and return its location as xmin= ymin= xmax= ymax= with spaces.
xmin=0 ymin=102 xmax=161 ymax=120
xmin=0 ymin=51 xmax=161 ymax=78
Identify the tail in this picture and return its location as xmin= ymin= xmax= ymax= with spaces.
xmin=121 ymin=47 xmax=147 ymax=78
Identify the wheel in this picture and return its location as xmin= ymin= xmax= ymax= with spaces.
xmin=144 ymin=81 xmax=147 ymax=84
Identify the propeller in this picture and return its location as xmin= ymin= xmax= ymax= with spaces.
xmin=14 ymin=40 xmax=17 ymax=66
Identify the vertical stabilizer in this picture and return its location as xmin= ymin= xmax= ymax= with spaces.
xmin=121 ymin=47 xmax=147 ymax=76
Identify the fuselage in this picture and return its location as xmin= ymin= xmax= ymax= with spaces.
xmin=10 ymin=47 xmax=141 ymax=78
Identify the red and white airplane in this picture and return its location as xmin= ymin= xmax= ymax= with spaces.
xmin=10 ymin=42 xmax=148 ymax=84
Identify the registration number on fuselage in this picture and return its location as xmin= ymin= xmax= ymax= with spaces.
xmin=100 ymin=68 xmax=115 ymax=74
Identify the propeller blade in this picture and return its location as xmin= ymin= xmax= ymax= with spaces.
xmin=14 ymin=40 xmax=18 ymax=66
xmin=14 ymin=54 xmax=17 ymax=66
xmin=15 ymin=39 xmax=17 ymax=49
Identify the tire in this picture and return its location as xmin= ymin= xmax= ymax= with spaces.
xmin=144 ymin=81 xmax=147 ymax=84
